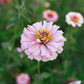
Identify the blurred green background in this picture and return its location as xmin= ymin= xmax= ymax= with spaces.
xmin=0 ymin=0 xmax=84 ymax=84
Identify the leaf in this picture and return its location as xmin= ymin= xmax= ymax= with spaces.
xmin=6 ymin=24 xmax=14 ymax=29
xmin=11 ymin=49 xmax=22 ymax=66
xmin=41 ymin=72 xmax=50 ymax=79
xmin=4 ymin=63 xmax=16 ymax=72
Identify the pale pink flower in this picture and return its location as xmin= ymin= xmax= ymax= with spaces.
xmin=16 ymin=73 xmax=30 ymax=84
xmin=66 ymin=12 xmax=84 ymax=27
xmin=16 ymin=47 xmax=23 ymax=52
xmin=16 ymin=47 xmax=24 ymax=58
xmin=43 ymin=10 xmax=59 ymax=22
xmin=20 ymin=54 xmax=24 ymax=58
xmin=69 ymin=80 xmax=81 ymax=84
xmin=0 ymin=0 xmax=11 ymax=4
xmin=44 ymin=1 xmax=50 ymax=8
xmin=20 ymin=21 xmax=66 ymax=62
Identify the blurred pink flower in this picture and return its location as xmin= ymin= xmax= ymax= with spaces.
xmin=20 ymin=54 xmax=24 ymax=58
xmin=20 ymin=21 xmax=66 ymax=62
xmin=16 ymin=47 xmax=24 ymax=58
xmin=44 ymin=1 xmax=50 ymax=7
xmin=16 ymin=47 xmax=23 ymax=52
xmin=16 ymin=73 xmax=30 ymax=84
xmin=43 ymin=9 xmax=59 ymax=22
xmin=0 ymin=0 xmax=11 ymax=4
xmin=69 ymin=81 xmax=81 ymax=84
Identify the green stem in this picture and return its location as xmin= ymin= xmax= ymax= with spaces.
xmin=38 ymin=61 xmax=41 ymax=80
xmin=16 ymin=0 xmax=20 ymax=10
xmin=22 ymin=0 xmax=25 ymax=6
xmin=21 ymin=13 xmax=29 ymax=22
xmin=16 ymin=0 xmax=30 ymax=22
xmin=15 ymin=0 xmax=21 ymax=18
xmin=11 ymin=26 xmax=17 ymax=51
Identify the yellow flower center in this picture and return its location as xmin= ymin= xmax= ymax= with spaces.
xmin=71 ymin=15 xmax=80 ymax=22
xmin=21 ymin=76 xmax=25 ymax=80
xmin=48 ymin=10 xmax=54 ymax=17
xmin=36 ymin=29 xmax=51 ymax=43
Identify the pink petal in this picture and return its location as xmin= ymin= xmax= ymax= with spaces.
xmin=28 ymin=55 xmax=34 ymax=60
xmin=25 ymin=49 xmax=31 ymax=55
xmin=28 ymin=25 xmax=36 ymax=33
xmin=57 ymin=47 xmax=63 ymax=53
xmin=51 ymin=33 xmax=66 ymax=42
xmin=28 ymin=43 xmax=40 ymax=56
xmin=40 ymin=45 xmax=51 ymax=57
xmin=51 ymin=25 xmax=59 ymax=34
xmin=41 ymin=56 xmax=50 ymax=62
xmin=33 ymin=22 xmax=42 ymax=32
xmin=42 ymin=21 xmax=47 ymax=30
xmin=47 ymin=41 xmax=64 ymax=50
xmin=33 ymin=55 xmax=41 ymax=61
xmin=49 ymin=52 xmax=58 ymax=60
xmin=21 ymin=42 xmax=30 ymax=50
xmin=46 ymin=21 xmax=53 ymax=31
xmin=46 ymin=43 xmax=57 ymax=52
xmin=23 ymin=28 xmax=35 ymax=39
xmin=21 ymin=34 xmax=34 ymax=43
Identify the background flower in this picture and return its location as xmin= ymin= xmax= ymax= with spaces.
xmin=0 ymin=0 xmax=11 ymax=4
xmin=43 ymin=9 xmax=59 ymax=22
xmin=69 ymin=81 xmax=81 ymax=84
xmin=16 ymin=73 xmax=30 ymax=84
xmin=16 ymin=47 xmax=24 ymax=58
xmin=44 ymin=1 xmax=50 ymax=8
xmin=65 ymin=12 xmax=84 ymax=27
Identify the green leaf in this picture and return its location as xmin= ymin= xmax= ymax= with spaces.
xmin=41 ymin=72 xmax=50 ymax=79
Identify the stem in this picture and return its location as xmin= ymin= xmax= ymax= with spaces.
xmin=16 ymin=0 xmax=20 ymax=10
xmin=38 ymin=61 xmax=41 ymax=80
xmin=22 ymin=0 xmax=25 ymax=6
xmin=21 ymin=13 xmax=29 ymax=22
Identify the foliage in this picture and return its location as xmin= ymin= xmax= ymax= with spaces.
xmin=0 ymin=0 xmax=84 ymax=84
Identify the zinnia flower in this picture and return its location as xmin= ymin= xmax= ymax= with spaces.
xmin=69 ymin=81 xmax=81 ymax=84
xmin=0 ymin=0 xmax=11 ymax=4
xmin=21 ymin=21 xmax=66 ymax=62
xmin=43 ymin=10 xmax=59 ymax=22
xmin=65 ymin=12 xmax=84 ymax=27
xmin=16 ymin=73 xmax=30 ymax=84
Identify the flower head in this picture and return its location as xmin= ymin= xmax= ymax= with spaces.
xmin=16 ymin=47 xmax=24 ymax=58
xmin=0 ymin=0 xmax=11 ymax=4
xmin=43 ymin=10 xmax=59 ymax=22
xmin=16 ymin=47 xmax=23 ymax=52
xmin=21 ymin=21 xmax=66 ymax=62
xmin=69 ymin=81 xmax=81 ymax=84
xmin=44 ymin=1 xmax=50 ymax=8
xmin=65 ymin=12 xmax=84 ymax=27
xmin=16 ymin=73 xmax=30 ymax=84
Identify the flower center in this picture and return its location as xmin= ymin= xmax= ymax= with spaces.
xmin=48 ymin=10 xmax=54 ymax=17
xmin=36 ymin=29 xmax=51 ymax=43
xmin=21 ymin=76 xmax=25 ymax=80
xmin=71 ymin=15 xmax=80 ymax=22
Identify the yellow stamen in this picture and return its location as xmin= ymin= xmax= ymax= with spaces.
xmin=36 ymin=29 xmax=51 ymax=43
xmin=43 ymin=29 xmax=51 ymax=34
xmin=71 ymin=16 xmax=80 ymax=22
xmin=21 ymin=76 xmax=25 ymax=80
xmin=36 ymin=30 xmax=40 ymax=39
xmin=49 ymin=10 xmax=54 ymax=16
